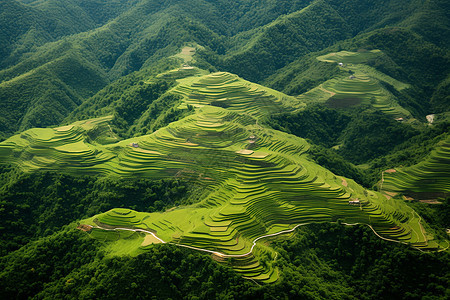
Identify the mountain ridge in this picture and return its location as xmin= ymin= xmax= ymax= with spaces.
xmin=0 ymin=0 xmax=448 ymax=296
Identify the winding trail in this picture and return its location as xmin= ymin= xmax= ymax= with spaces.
xmin=93 ymin=226 xmax=165 ymax=243
xmin=92 ymin=217 xmax=448 ymax=258
xmin=212 ymin=222 xmax=312 ymax=258
xmin=93 ymin=223 xmax=312 ymax=257
xmin=341 ymin=222 xmax=423 ymax=250
xmin=343 ymin=217 xmax=449 ymax=253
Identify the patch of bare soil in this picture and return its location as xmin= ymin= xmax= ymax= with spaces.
xmin=77 ymin=224 xmax=93 ymax=232
xmin=141 ymin=234 xmax=162 ymax=246
xmin=419 ymin=200 xmax=443 ymax=204
xmin=236 ymin=149 xmax=254 ymax=155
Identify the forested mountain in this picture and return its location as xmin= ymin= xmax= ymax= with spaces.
xmin=1 ymin=0 xmax=448 ymax=139
xmin=0 ymin=0 xmax=449 ymax=298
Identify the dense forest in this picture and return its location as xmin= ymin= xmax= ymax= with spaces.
xmin=0 ymin=0 xmax=449 ymax=298
xmin=0 ymin=165 xmax=192 ymax=256
xmin=1 ymin=220 xmax=448 ymax=299
xmin=1 ymin=0 xmax=448 ymax=139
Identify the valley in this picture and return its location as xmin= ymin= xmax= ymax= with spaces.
xmin=0 ymin=0 xmax=448 ymax=298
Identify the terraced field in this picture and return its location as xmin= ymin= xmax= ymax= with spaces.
xmin=299 ymin=50 xmax=412 ymax=118
xmin=382 ymin=135 xmax=450 ymax=195
xmin=173 ymin=72 xmax=304 ymax=118
xmin=0 ymin=116 xmax=118 ymax=175
xmin=0 ymin=71 xmax=444 ymax=282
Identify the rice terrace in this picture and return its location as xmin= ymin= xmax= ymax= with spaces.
xmin=0 ymin=69 xmax=447 ymax=283
xmin=1 ymin=1 xmax=449 ymax=298
xmin=300 ymin=50 xmax=412 ymax=118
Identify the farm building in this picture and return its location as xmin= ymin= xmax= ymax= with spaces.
xmin=348 ymin=199 xmax=360 ymax=205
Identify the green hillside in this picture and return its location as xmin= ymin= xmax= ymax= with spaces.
xmin=1 ymin=0 xmax=448 ymax=139
xmin=296 ymin=50 xmax=412 ymax=118
xmin=0 ymin=0 xmax=448 ymax=295
xmin=382 ymin=135 xmax=450 ymax=195
xmin=1 ymin=71 xmax=445 ymax=282
xmin=0 ymin=52 xmax=109 ymax=138
xmin=265 ymin=26 xmax=450 ymax=118
xmin=216 ymin=0 xmax=435 ymax=83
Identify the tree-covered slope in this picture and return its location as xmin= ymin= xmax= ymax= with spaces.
xmin=265 ymin=26 xmax=450 ymax=116
xmin=215 ymin=0 xmax=353 ymax=82
xmin=212 ymin=0 xmax=438 ymax=83
xmin=0 ymin=52 xmax=109 ymax=139
xmin=0 ymin=0 xmax=228 ymax=137
xmin=1 ymin=0 xmax=448 ymax=139
xmin=1 ymin=0 xmax=138 ymax=69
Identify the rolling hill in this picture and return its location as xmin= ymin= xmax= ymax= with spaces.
xmin=0 ymin=70 xmax=446 ymax=282
xmin=0 ymin=0 xmax=448 ymax=296
xmin=1 ymin=0 xmax=448 ymax=140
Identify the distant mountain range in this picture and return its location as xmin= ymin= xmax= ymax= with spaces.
xmin=1 ymin=0 xmax=448 ymax=139
xmin=0 ymin=0 xmax=448 ymax=298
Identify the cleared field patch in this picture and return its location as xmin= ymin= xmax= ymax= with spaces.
xmin=317 ymin=49 xmax=382 ymax=64
xmin=172 ymin=46 xmax=196 ymax=63
xmin=141 ymin=234 xmax=163 ymax=246
xmin=236 ymin=149 xmax=254 ymax=155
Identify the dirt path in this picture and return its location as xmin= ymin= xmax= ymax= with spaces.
xmin=215 ymin=223 xmax=313 ymax=258
xmin=93 ymin=214 xmax=447 ymax=259
xmin=93 ymin=226 xmax=166 ymax=243
xmin=342 ymin=222 xmax=426 ymax=252
xmin=92 ymin=223 xmax=313 ymax=258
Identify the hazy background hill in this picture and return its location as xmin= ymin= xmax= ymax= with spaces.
xmin=0 ymin=0 xmax=448 ymax=139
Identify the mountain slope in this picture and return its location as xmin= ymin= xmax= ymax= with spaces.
xmin=265 ymin=27 xmax=450 ymax=117
xmin=0 ymin=51 xmax=109 ymax=139
xmin=1 ymin=0 xmax=138 ymax=69
xmin=1 ymin=71 xmax=445 ymax=283
xmin=382 ymin=135 xmax=450 ymax=195
xmin=1 ymin=0 xmax=448 ymax=139
xmin=0 ymin=0 xmax=448 ymax=290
